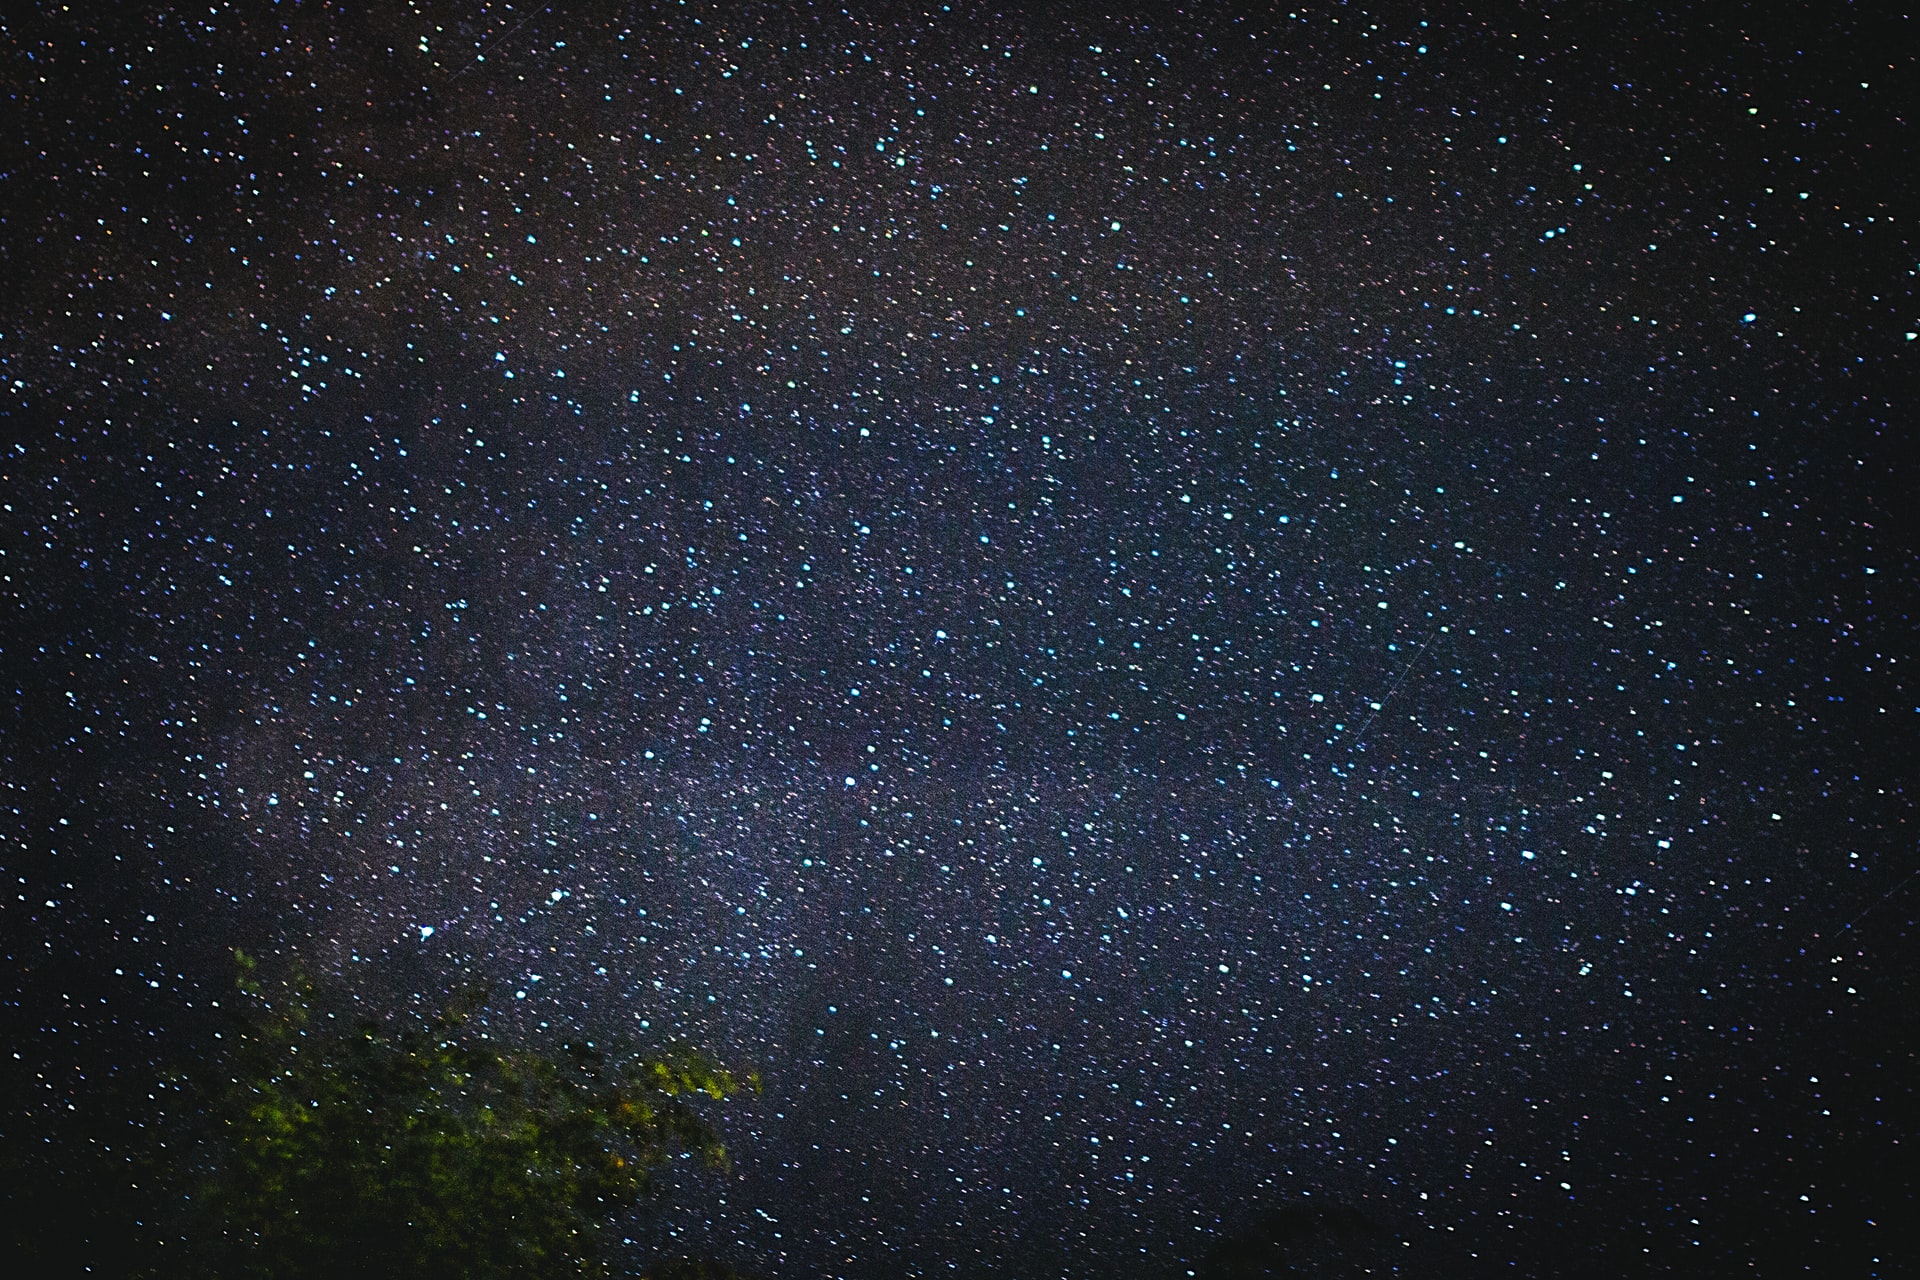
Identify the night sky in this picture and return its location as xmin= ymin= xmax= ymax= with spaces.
xmin=4 ymin=3 xmax=1916 ymax=1276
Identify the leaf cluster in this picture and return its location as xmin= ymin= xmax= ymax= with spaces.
xmin=161 ymin=952 xmax=749 ymax=1280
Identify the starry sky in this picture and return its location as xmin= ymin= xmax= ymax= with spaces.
xmin=4 ymin=3 xmax=1916 ymax=1276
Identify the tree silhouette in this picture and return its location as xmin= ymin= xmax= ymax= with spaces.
xmin=1199 ymin=1203 xmax=1398 ymax=1278
xmin=141 ymin=951 xmax=752 ymax=1280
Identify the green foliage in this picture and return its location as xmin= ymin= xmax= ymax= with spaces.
xmin=159 ymin=951 xmax=751 ymax=1280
